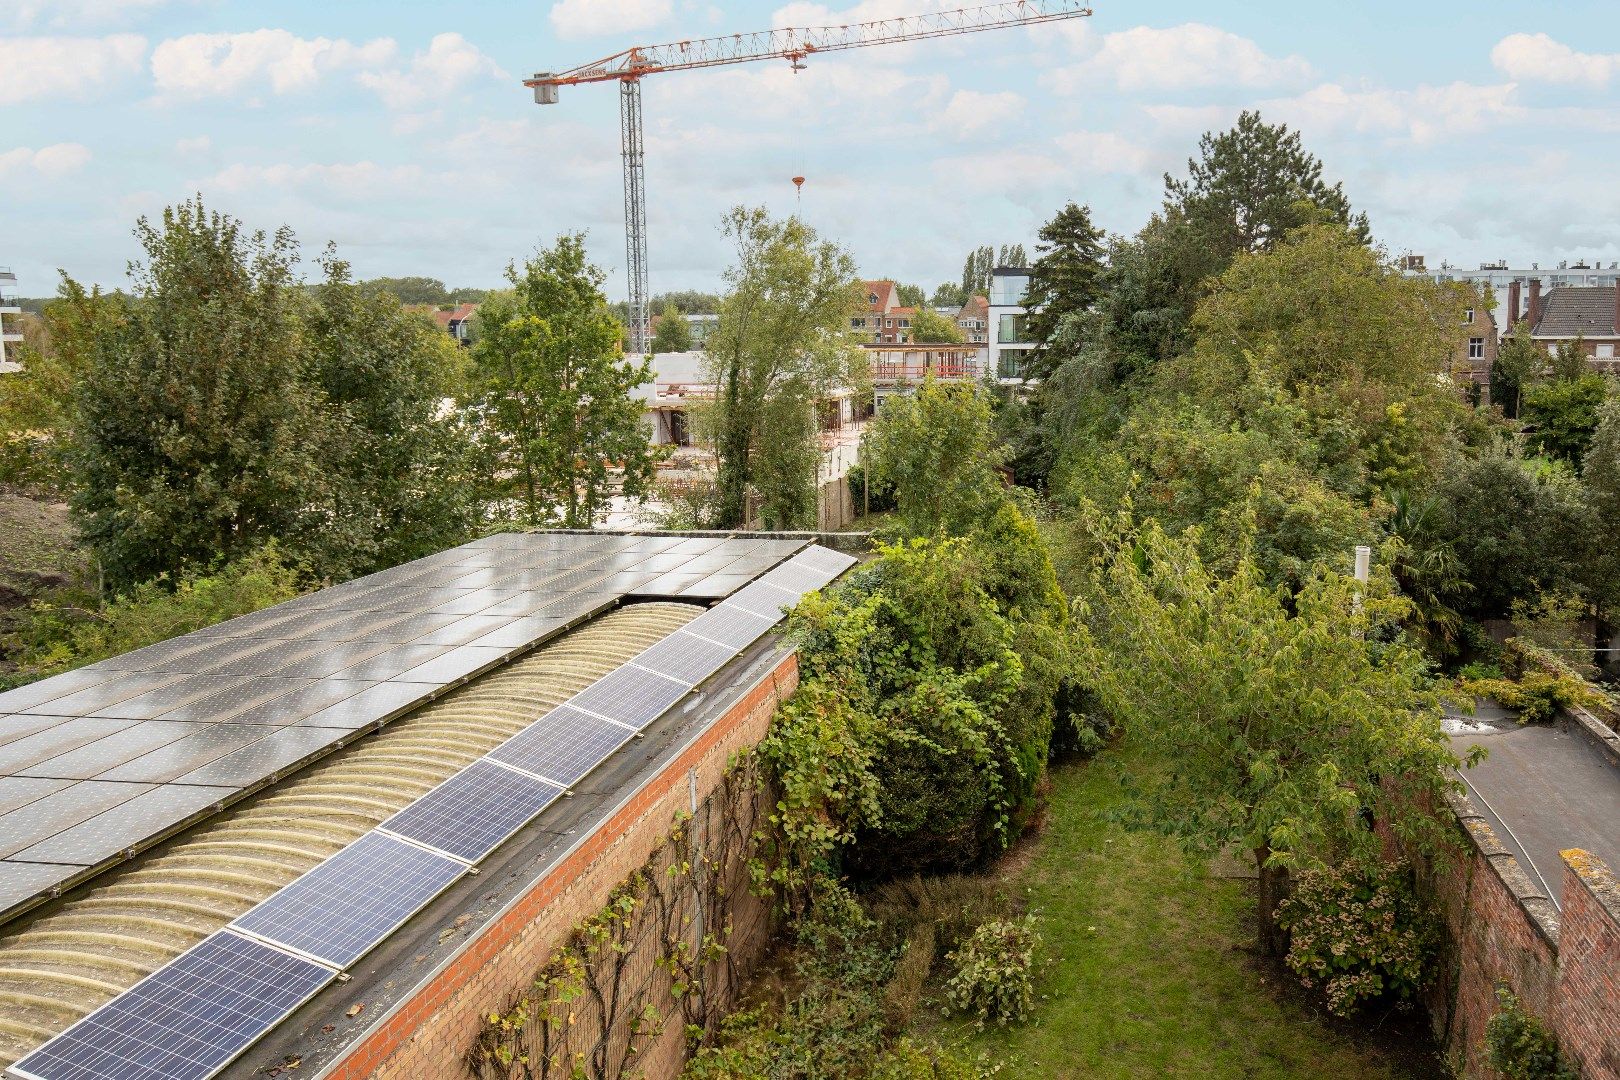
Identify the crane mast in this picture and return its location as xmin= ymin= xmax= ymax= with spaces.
xmin=527 ymin=0 xmax=1094 ymax=353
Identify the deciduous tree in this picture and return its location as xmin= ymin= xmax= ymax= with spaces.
xmin=471 ymin=234 xmax=661 ymax=528
xmin=861 ymin=379 xmax=1007 ymax=538
xmin=649 ymin=301 xmax=692 ymax=352
xmin=906 ymin=306 xmax=963 ymax=344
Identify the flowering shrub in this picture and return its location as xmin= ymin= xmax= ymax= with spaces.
xmin=1276 ymin=862 xmax=1434 ymax=1016
xmin=945 ymin=916 xmax=1040 ymax=1026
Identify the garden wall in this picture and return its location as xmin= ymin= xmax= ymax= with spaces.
xmin=1421 ymin=791 xmax=1620 ymax=1079
xmin=318 ymin=653 xmax=795 ymax=1080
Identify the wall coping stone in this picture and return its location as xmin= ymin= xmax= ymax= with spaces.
xmin=1443 ymin=787 xmax=1561 ymax=945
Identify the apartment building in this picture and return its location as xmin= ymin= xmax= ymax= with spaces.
xmin=1521 ymin=282 xmax=1620 ymax=373
xmin=987 ymin=266 xmax=1035 ymax=383
xmin=0 ymin=267 xmax=22 ymax=373
xmin=1402 ymin=254 xmax=1620 ymax=326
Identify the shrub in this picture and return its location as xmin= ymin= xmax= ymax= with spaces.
xmin=1485 ymin=986 xmax=1577 ymax=1080
xmin=1276 ymin=862 xmax=1434 ymax=1017
xmin=944 ymin=916 xmax=1040 ymax=1027
xmin=3 ymin=546 xmax=301 ymax=687
xmin=846 ymin=462 xmax=897 ymax=516
xmin=1452 ymin=670 xmax=1600 ymax=725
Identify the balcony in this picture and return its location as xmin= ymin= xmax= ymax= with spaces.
xmin=867 ymin=347 xmax=984 ymax=385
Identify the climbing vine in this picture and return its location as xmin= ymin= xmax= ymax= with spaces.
xmin=470 ymin=755 xmax=769 ymax=1079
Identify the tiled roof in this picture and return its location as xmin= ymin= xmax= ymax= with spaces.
xmin=1533 ymin=286 xmax=1618 ymax=338
xmin=861 ymin=280 xmax=896 ymax=312
xmin=957 ymin=295 xmax=988 ymax=319
xmin=431 ymin=302 xmax=479 ymax=328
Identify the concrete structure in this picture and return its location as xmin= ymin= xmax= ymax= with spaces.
xmin=0 ymin=267 xmax=21 ymax=373
xmin=987 ymin=266 xmax=1034 ymax=383
xmin=864 ymin=343 xmax=987 ymax=411
xmin=1402 ymin=254 xmax=1620 ymax=327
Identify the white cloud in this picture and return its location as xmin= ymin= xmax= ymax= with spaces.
xmin=0 ymin=34 xmax=146 ymax=102
xmin=8 ymin=0 xmax=180 ymax=28
xmin=549 ymin=0 xmax=672 ymax=40
xmin=150 ymin=29 xmax=396 ymax=99
xmin=355 ymin=33 xmax=508 ymax=108
xmin=175 ymin=135 xmax=211 ymax=154
xmin=0 ymin=143 xmax=94 ymax=178
xmin=1047 ymin=23 xmax=1313 ymax=94
xmin=1054 ymin=130 xmax=1153 ymax=174
xmin=934 ymin=90 xmax=1024 ymax=138
xmin=202 ymin=160 xmax=429 ymax=200
xmin=1491 ymin=33 xmax=1619 ymax=88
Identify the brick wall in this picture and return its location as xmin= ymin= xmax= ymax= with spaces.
xmin=1421 ymin=792 xmax=1620 ymax=1079
xmin=320 ymin=654 xmax=798 ymax=1080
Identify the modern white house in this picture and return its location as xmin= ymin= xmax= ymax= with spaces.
xmin=987 ymin=265 xmax=1035 ymax=384
xmin=0 ymin=267 xmax=23 ymax=373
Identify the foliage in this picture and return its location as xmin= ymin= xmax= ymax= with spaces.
xmin=4 ymin=547 xmax=300 ymax=686
xmin=1021 ymin=202 xmax=1106 ymax=382
xmin=908 ymin=306 xmax=964 ymax=344
xmin=961 ymin=247 xmax=996 ymax=298
xmin=1485 ymin=987 xmax=1579 ymax=1080
xmin=470 ymin=233 xmax=662 ymax=527
xmin=1582 ymin=395 xmax=1620 ymax=616
xmin=0 ymin=299 xmax=93 ymax=493
xmin=1385 ymin=490 xmax=1471 ymax=658
xmin=651 ymin=301 xmax=694 ymax=352
xmin=651 ymin=288 xmax=724 ymax=315
xmin=1452 ymin=669 xmax=1596 ymax=725
xmin=705 ymin=207 xmax=864 ymax=529
xmin=1490 ymin=324 xmax=1543 ymax=419
xmin=944 ymin=917 xmax=1041 ymax=1027
xmin=862 ymin=380 xmax=1008 ymax=538
xmin=895 ymin=282 xmax=926 ymax=308
xmin=844 ymin=462 xmax=897 ymax=516
xmin=1524 ymin=372 xmax=1611 ymax=465
xmin=1276 ymin=862 xmax=1435 ymax=1017
xmin=1070 ymin=515 xmax=1463 ymax=954
xmin=1548 ymin=336 xmax=1589 ymax=383
xmin=359 ymin=275 xmax=487 ymax=306
xmin=1431 ymin=443 xmax=1600 ymax=621
xmin=930 ymin=282 xmax=968 ymax=309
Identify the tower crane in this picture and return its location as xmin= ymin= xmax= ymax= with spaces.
xmin=526 ymin=1 xmax=1093 ymax=353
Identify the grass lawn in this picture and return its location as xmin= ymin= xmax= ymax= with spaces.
xmin=924 ymin=752 xmax=1442 ymax=1079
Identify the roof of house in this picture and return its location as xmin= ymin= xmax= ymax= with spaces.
xmin=431 ymin=302 xmax=479 ymax=329
xmin=957 ymin=295 xmax=988 ymax=319
xmin=1533 ymin=286 xmax=1618 ymax=338
xmin=861 ymin=280 xmax=897 ymax=312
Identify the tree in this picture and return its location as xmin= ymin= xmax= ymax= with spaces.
xmin=894 ymin=282 xmax=925 ymax=308
xmin=929 ymin=281 xmax=967 ymax=308
xmin=705 ymin=206 xmax=864 ymax=529
xmin=649 ymin=301 xmax=692 ymax=352
xmin=1524 ymin=373 xmax=1611 ymax=465
xmin=998 ymin=243 xmax=1028 ymax=268
xmin=471 ymin=234 xmax=662 ymax=527
xmin=1549 ymin=336 xmax=1590 ymax=382
xmin=301 ymin=251 xmax=483 ymax=578
xmin=1166 ymin=110 xmax=1370 ymax=261
xmin=361 ymin=275 xmax=451 ymax=305
xmin=1022 ymin=202 xmax=1106 ymax=381
xmin=1491 ymin=324 xmax=1543 ymax=418
xmin=862 ymin=379 xmax=1007 ymax=538
xmin=63 ymin=199 xmax=330 ymax=590
xmin=1072 ymin=517 xmax=1462 ymax=955
xmin=1582 ymin=397 xmax=1620 ymax=617
xmin=960 ymin=245 xmax=995 ymax=297
xmin=906 ymin=306 xmax=963 ymax=344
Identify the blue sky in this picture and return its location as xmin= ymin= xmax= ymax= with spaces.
xmin=5 ymin=0 xmax=1620 ymax=301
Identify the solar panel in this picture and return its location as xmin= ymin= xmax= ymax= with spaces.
xmin=683 ymin=605 xmax=777 ymax=650
xmin=11 ymin=781 xmax=235 ymax=866
xmin=380 ymin=759 xmax=564 ymax=863
xmin=722 ymin=581 xmax=799 ymax=621
xmin=631 ymin=630 xmax=739 ymax=685
xmin=757 ymin=560 xmax=836 ymax=595
xmin=11 ymin=930 xmax=335 ymax=1080
xmin=794 ymin=544 xmax=859 ymax=577
xmin=488 ymin=705 xmax=636 ymax=787
xmin=567 ymin=665 xmax=690 ymax=728
xmin=231 ymin=831 xmax=465 ymax=969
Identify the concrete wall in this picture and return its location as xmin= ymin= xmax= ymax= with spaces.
xmin=321 ymin=653 xmax=798 ymax=1080
xmin=1422 ymin=792 xmax=1620 ymax=1078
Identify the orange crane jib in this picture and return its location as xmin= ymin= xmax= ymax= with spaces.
xmin=526 ymin=0 xmax=1093 ymax=355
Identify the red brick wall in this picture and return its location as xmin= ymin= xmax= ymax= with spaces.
xmin=322 ymin=654 xmax=798 ymax=1080
xmin=1423 ymin=792 xmax=1620 ymax=1079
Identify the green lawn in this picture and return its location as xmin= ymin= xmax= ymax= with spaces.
xmin=927 ymin=753 xmax=1440 ymax=1079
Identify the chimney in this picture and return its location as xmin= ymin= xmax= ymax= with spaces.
xmin=1507 ymin=280 xmax=1521 ymax=330
xmin=1528 ymin=278 xmax=1542 ymax=329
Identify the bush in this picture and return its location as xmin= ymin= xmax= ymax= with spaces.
xmin=3 ymin=546 xmax=301 ymax=687
xmin=846 ymin=462 xmax=897 ymax=516
xmin=944 ymin=916 xmax=1040 ymax=1027
xmin=1276 ymin=862 xmax=1434 ymax=1017
xmin=1485 ymin=986 xmax=1577 ymax=1080
xmin=1452 ymin=669 xmax=1600 ymax=725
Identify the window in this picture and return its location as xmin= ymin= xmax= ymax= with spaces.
xmin=997 ymin=350 xmax=1023 ymax=379
xmin=1468 ymin=337 xmax=1484 ymax=359
xmin=899 ymin=318 xmax=910 ymax=328
xmin=885 ymin=318 xmax=893 ymax=328
xmin=1464 ymin=309 xmax=1475 ymax=323
xmin=1598 ymin=344 xmax=1616 ymax=359
xmin=851 ymin=317 xmax=863 ymax=329
xmin=998 ymin=313 xmax=1029 ymax=344
xmin=868 ymin=293 xmax=878 ymax=305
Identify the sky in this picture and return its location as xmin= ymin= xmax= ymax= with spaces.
xmin=5 ymin=0 xmax=1620 ymax=302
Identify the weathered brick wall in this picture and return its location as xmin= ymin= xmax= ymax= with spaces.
xmin=1554 ymin=852 xmax=1620 ymax=1079
xmin=323 ymin=654 xmax=798 ymax=1080
xmin=1421 ymin=792 xmax=1620 ymax=1079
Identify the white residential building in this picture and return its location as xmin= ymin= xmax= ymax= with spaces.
xmin=0 ymin=268 xmax=22 ymax=374
xmin=1400 ymin=254 xmax=1620 ymax=326
xmin=987 ymin=266 xmax=1034 ymax=384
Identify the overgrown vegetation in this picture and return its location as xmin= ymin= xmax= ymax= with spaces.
xmin=1484 ymin=987 xmax=1578 ymax=1080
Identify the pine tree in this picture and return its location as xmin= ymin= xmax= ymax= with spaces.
xmin=1022 ymin=202 xmax=1106 ymax=381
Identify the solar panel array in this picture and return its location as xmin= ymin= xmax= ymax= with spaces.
xmin=10 ymin=542 xmax=857 ymax=1080
xmin=0 ymin=532 xmax=805 ymax=924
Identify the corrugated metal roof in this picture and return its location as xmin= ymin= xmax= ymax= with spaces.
xmin=0 ymin=602 xmax=699 ymax=1072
